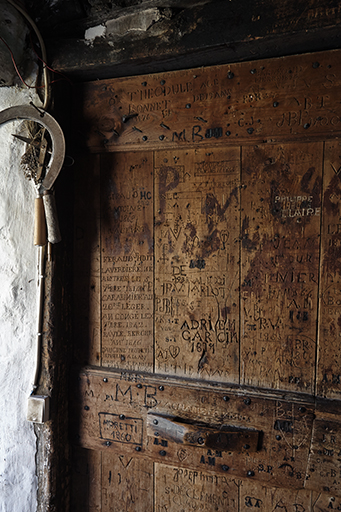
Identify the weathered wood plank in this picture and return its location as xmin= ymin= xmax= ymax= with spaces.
xmin=240 ymin=142 xmax=323 ymax=392
xmin=75 ymin=50 xmax=341 ymax=153
xmin=317 ymin=140 xmax=341 ymax=399
xmin=154 ymin=147 xmax=240 ymax=382
xmin=72 ymin=369 xmax=321 ymax=493
xmin=101 ymin=452 xmax=153 ymax=512
xmin=50 ymin=1 xmax=341 ymax=82
xmin=100 ymin=152 xmax=154 ymax=372
xmin=74 ymin=154 xmax=101 ymax=366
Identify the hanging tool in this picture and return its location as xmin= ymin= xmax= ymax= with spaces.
xmin=0 ymin=104 xmax=65 ymax=401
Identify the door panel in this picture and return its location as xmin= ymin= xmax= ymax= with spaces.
xmin=72 ymin=51 xmax=341 ymax=511
xmin=240 ymin=142 xmax=323 ymax=392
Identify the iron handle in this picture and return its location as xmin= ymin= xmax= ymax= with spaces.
xmin=148 ymin=414 xmax=260 ymax=452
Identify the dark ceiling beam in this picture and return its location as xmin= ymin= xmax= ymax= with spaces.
xmin=47 ymin=0 xmax=341 ymax=81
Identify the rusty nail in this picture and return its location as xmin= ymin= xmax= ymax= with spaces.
xmin=142 ymin=136 xmax=148 ymax=141
xmin=312 ymin=62 xmax=320 ymax=68
xmin=222 ymin=465 xmax=229 ymax=471
xmin=247 ymin=470 xmax=255 ymax=477
xmin=159 ymin=450 xmax=167 ymax=456
xmin=103 ymin=378 xmax=108 ymax=382
xmin=84 ymin=405 xmax=89 ymax=411
xmin=135 ymin=446 xmax=141 ymax=451
xmin=227 ymin=71 xmax=234 ymax=79
xmin=122 ymin=113 xmax=138 ymax=123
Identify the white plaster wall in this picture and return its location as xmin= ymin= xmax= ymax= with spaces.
xmin=0 ymin=86 xmax=42 ymax=512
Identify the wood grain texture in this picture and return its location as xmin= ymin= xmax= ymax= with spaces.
xmin=154 ymin=147 xmax=240 ymax=382
xmin=317 ymin=140 xmax=341 ymax=398
xmin=75 ymin=50 xmax=341 ymax=152
xmin=240 ymin=142 xmax=323 ymax=392
xmin=100 ymin=152 xmax=154 ymax=372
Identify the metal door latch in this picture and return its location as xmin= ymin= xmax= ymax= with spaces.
xmin=148 ymin=414 xmax=261 ymax=452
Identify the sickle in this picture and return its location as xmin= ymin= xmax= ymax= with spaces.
xmin=0 ymin=104 xmax=65 ymax=190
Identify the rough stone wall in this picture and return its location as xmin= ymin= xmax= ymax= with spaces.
xmin=0 ymin=85 xmax=41 ymax=512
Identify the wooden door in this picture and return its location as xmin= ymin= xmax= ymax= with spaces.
xmin=71 ymin=50 xmax=341 ymax=511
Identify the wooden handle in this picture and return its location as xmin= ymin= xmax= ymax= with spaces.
xmin=34 ymin=197 xmax=47 ymax=246
xmin=42 ymin=193 xmax=62 ymax=244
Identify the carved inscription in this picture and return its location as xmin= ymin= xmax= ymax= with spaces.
xmin=241 ymin=143 xmax=322 ymax=392
xmin=100 ymin=152 xmax=154 ymax=371
xmin=78 ymin=50 xmax=341 ymax=152
xmin=154 ymin=147 xmax=240 ymax=381
xmin=317 ymin=141 xmax=341 ymax=399
xmin=99 ymin=413 xmax=143 ymax=446
xmin=155 ymin=463 xmax=238 ymax=512
xmin=305 ymin=418 xmax=341 ymax=496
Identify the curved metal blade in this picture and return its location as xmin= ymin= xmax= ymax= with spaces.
xmin=0 ymin=104 xmax=65 ymax=190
